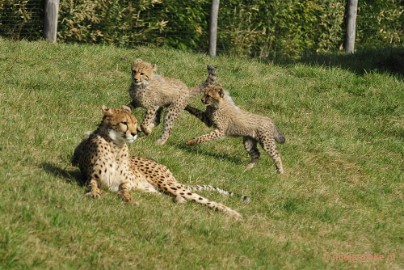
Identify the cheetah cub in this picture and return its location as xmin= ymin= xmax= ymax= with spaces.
xmin=129 ymin=59 xmax=216 ymax=145
xmin=72 ymin=106 xmax=245 ymax=218
xmin=185 ymin=84 xmax=285 ymax=174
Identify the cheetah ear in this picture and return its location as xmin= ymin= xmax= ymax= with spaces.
xmin=151 ymin=64 xmax=157 ymax=72
xmin=121 ymin=105 xmax=132 ymax=113
xmin=217 ymin=87 xmax=225 ymax=98
xmin=102 ymin=105 xmax=113 ymax=116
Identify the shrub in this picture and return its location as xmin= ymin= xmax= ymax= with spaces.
xmin=0 ymin=0 xmax=402 ymax=58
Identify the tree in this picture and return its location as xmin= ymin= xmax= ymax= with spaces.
xmin=345 ymin=0 xmax=358 ymax=54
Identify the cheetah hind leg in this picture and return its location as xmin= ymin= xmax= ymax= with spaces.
xmin=135 ymin=180 xmax=159 ymax=194
xmin=243 ymin=137 xmax=260 ymax=171
xmin=174 ymin=195 xmax=187 ymax=204
xmin=259 ymin=137 xmax=284 ymax=174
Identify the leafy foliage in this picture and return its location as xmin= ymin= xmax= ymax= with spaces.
xmin=0 ymin=0 xmax=44 ymax=40
xmin=0 ymin=0 xmax=402 ymax=58
xmin=57 ymin=0 xmax=210 ymax=50
xmin=357 ymin=0 xmax=404 ymax=48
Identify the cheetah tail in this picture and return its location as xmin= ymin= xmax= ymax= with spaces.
xmin=169 ymin=185 xmax=242 ymax=219
xmin=189 ymin=185 xmax=250 ymax=203
xmin=273 ymin=126 xmax=286 ymax=144
xmin=186 ymin=192 xmax=242 ymax=219
xmin=189 ymin=64 xmax=218 ymax=97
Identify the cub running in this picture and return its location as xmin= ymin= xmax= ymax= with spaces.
xmin=129 ymin=59 xmax=216 ymax=145
xmin=185 ymin=85 xmax=285 ymax=174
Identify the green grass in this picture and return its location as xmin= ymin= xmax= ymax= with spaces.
xmin=0 ymin=38 xmax=403 ymax=269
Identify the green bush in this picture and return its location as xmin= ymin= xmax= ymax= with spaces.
xmin=58 ymin=0 xmax=210 ymax=50
xmin=0 ymin=0 xmax=44 ymax=40
xmin=217 ymin=0 xmax=346 ymax=59
xmin=0 ymin=0 xmax=402 ymax=58
xmin=357 ymin=0 xmax=404 ymax=48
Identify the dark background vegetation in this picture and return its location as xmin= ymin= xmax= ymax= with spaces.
xmin=1 ymin=0 xmax=403 ymax=60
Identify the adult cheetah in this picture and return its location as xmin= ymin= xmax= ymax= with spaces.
xmin=72 ymin=105 xmax=245 ymax=219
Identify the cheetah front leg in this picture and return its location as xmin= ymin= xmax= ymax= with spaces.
xmin=119 ymin=182 xmax=137 ymax=204
xmin=157 ymin=104 xmax=184 ymax=145
xmin=185 ymin=105 xmax=213 ymax=127
xmin=153 ymin=107 xmax=164 ymax=128
xmin=186 ymin=129 xmax=225 ymax=145
xmin=141 ymin=106 xmax=161 ymax=135
xmin=86 ymin=178 xmax=102 ymax=199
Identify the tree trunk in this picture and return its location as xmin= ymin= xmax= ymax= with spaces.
xmin=345 ymin=0 xmax=358 ymax=54
xmin=209 ymin=0 xmax=220 ymax=56
xmin=44 ymin=0 xmax=59 ymax=43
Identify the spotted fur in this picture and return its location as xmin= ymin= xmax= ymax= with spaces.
xmin=129 ymin=156 xmax=246 ymax=219
xmin=186 ymin=85 xmax=285 ymax=174
xmin=128 ymin=59 xmax=216 ymax=145
xmin=72 ymin=105 xmax=244 ymax=218
xmin=72 ymin=105 xmax=146 ymax=203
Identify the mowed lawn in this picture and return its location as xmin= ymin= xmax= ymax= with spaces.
xmin=0 ymin=38 xmax=402 ymax=269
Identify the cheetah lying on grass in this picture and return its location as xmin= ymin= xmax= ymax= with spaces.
xmin=72 ymin=105 xmax=246 ymax=219
xmin=186 ymin=84 xmax=285 ymax=174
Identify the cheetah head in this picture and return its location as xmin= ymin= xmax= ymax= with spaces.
xmin=201 ymin=85 xmax=224 ymax=107
xmin=101 ymin=105 xmax=138 ymax=145
xmin=131 ymin=59 xmax=157 ymax=86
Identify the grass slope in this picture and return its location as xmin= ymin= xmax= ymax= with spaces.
xmin=0 ymin=38 xmax=402 ymax=269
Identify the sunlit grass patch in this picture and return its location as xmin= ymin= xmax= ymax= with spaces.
xmin=0 ymin=38 xmax=402 ymax=269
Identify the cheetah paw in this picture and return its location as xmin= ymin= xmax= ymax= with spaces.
xmin=85 ymin=190 xmax=102 ymax=199
xmin=129 ymin=200 xmax=140 ymax=207
xmin=186 ymin=140 xmax=196 ymax=146
xmin=174 ymin=196 xmax=187 ymax=204
xmin=245 ymin=162 xmax=256 ymax=171
xmin=156 ymin=138 xmax=167 ymax=145
xmin=140 ymin=125 xmax=152 ymax=136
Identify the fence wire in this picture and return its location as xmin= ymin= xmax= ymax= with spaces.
xmin=1 ymin=1 xmax=403 ymax=59
xmin=0 ymin=1 xmax=44 ymax=40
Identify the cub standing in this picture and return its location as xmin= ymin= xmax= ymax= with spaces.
xmin=186 ymin=84 xmax=285 ymax=174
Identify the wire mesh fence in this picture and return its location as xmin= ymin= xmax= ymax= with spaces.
xmin=0 ymin=1 xmax=211 ymax=52
xmin=0 ymin=0 xmax=44 ymax=40
xmin=1 ymin=1 xmax=403 ymax=59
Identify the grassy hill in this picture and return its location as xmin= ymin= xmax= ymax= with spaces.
xmin=0 ymin=38 xmax=402 ymax=269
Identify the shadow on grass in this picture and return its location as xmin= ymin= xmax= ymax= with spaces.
xmin=274 ymin=47 xmax=404 ymax=79
xmin=40 ymin=162 xmax=86 ymax=186
xmin=175 ymin=143 xmax=243 ymax=164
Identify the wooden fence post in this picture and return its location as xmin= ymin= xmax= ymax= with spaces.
xmin=44 ymin=0 xmax=60 ymax=42
xmin=209 ymin=0 xmax=220 ymax=56
xmin=345 ymin=0 xmax=358 ymax=54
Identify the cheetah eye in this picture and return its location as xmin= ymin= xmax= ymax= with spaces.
xmin=140 ymin=72 xmax=144 ymax=75
xmin=121 ymin=121 xmax=128 ymax=126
